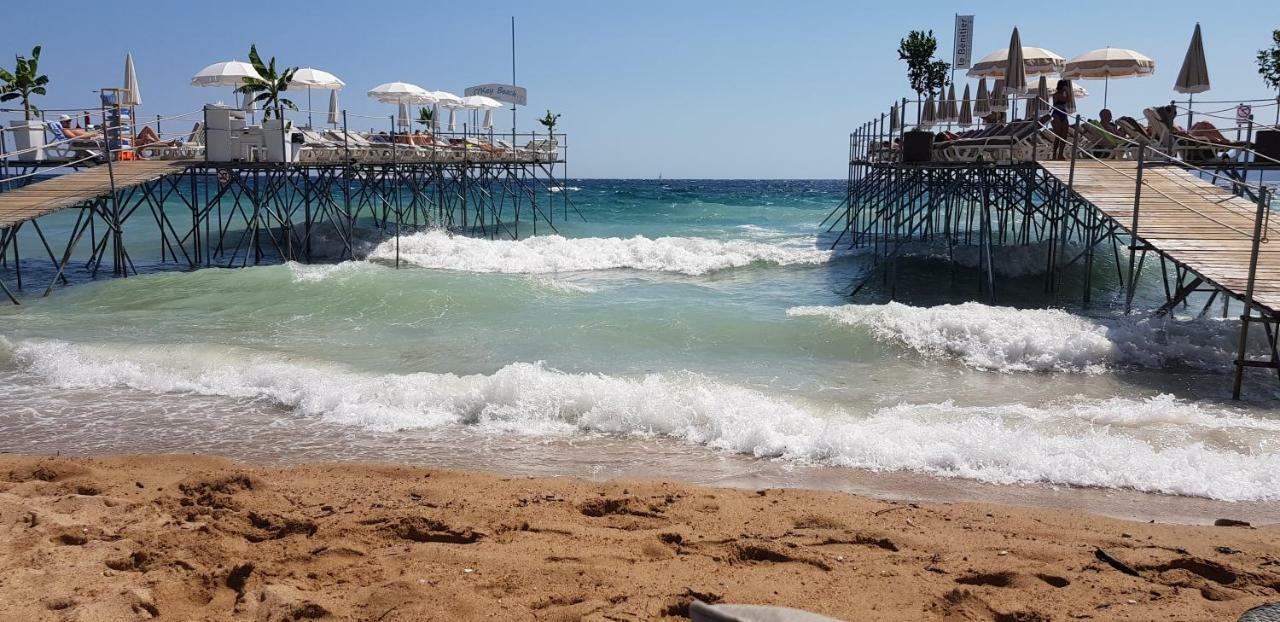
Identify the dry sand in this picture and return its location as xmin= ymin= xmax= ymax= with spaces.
xmin=0 ymin=454 xmax=1277 ymax=621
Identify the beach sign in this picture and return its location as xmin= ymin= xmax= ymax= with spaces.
xmin=953 ymin=15 xmax=975 ymax=70
xmin=465 ymin=84 xmax=527 ymax=106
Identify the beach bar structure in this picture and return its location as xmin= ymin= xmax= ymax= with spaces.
xmin=0 ymin=102 xmax=574 ymax=304
xmin=828 ymin=93 xmax=1280 ymax=398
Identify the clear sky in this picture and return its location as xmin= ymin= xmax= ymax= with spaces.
xmin=3 ymin=0 xmax=1276 ymax=178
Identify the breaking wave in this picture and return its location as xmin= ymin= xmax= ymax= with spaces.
xmin=788 ymin=302 xmax=1246 ymax=373
xmin=365 ymin=230 xmax=836 ymax=276
xmin=6 ymin=337 xmax=1279 ymax=501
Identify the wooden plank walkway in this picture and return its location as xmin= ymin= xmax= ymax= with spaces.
xmin=0 ymin=160 xmax=194 ymax=229
xmin=1041 ymin=160 xmax=1280 ymax=313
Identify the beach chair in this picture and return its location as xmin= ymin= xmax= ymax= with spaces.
xmin=1078 ymin=121 xmax=1130 ymax=159
xmin=135 ymin=122 xmax=206 ymax=160
xmin=45 ymin=122 xmax=105 ymax=161
xmin=524 ymin=138 xmax=560 ymax=162
xmin=1143 ymin=107 xmax=1242 ymax=162
xmin=937 ymin=121 xmax=1042 ymax=162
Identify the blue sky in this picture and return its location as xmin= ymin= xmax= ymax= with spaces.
xmin=4 ymin=0 xmax=1277 ymax=178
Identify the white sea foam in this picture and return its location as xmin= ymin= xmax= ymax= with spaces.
xmin=366 ymin=230 xmax=835 ymax=276
xmin=788 ymin=302 xmax=1246 ymax=373
xmin=287 ymin=261 xmax=381 ymax=284
xmin=9 ymin=337 xmax=1280 ymax=501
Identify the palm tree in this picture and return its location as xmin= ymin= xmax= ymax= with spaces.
xmin=236 ymin=44 xmax=297 ymax=121
xmin=538 ymin=110 xmax=561 ymax=134
xmin=416 ymin=107 xmax=434 ymax=128
xmin=0 ymin=46 xmax=49 ymax=121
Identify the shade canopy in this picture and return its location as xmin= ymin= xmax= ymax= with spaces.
xmin=1175 ymin=23 xmax=1210 ymax=95
xmin=123 ymin=53 xmax=141 ymax=106
xmin=191 ymin=60 xmax=263 ymax=87
xmin=291 ymin=67 xmax=345 ymax=89
xmin=367 ymin=82 xmax=434 ymax=104
xmin=1063 ymin=48 xmax=1155 ymax=80
xmin=1004 ymin=28 xmax=1029 ymax=95
xmin=958 ymin=84 xmax=974 ymax=127
xmin=431 ymin=91 xmax=465 ymax=107
xmin=974 ymin=79 xmax=990 ymax=116
xmin=967 ymin=45 xmax=1064 ymax=79
xmin=461 ymin=95 xmax=503 ymax=110
xmin=327 ymin=89 xmax=340 ymax=126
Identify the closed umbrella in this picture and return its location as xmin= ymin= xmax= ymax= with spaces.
xmin=1175 ymin=23 xmax=1210 ymax=126
xmin=974 ymin=79 xmax=990 ymax=118
xmin=327 ymin=89 xmax=340 ymax=127
xmin=990 ymin=79 xmax=1008 ymax=112
xmin=1005 ymin=28 xmax=1028 ymax=96
xmin=941 ymin=83 xmax=959 ymax=123
xmin=241 ymin=89 xmax=256 ymax=124
xmin=123 ymin=53 xmax=141 ymax=106
xmin=1063 ymin=47 xmax=1155 ymax=109
xmin=192 ymin=60 xmax=264 ymax=103
xmin=920 ymin=93 xmax=937 ymax=129
xmin=958 ymin=84 xmax=973 ymax=128
xmin=398 ymin=102 xmax=411 ymax=129
xmin=290 ymin=67 xmax=344 ymax=128
xmin=1026 ymin=75 xmax=1048 ymax=120
xmin=889 ymin=102 xmax=900 ymax=132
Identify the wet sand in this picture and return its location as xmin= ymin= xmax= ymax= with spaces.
xmin=2 ymin=454 xmax=1278 ymax=621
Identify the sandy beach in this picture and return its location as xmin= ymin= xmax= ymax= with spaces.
xmin=1 ymin=455 xmax=1277 ymax=621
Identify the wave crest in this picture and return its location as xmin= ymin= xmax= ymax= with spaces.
xmin=366 ymin=231 xmax=835 ymax=276
xmin=8 ymin=338 xmax=1280 ymax=501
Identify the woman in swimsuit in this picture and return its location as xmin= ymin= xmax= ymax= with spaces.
xmin=1051 ymin=80 xmax=1071 ymax=160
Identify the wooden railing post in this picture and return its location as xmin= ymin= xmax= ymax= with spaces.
xmin=1124 ymin=144 xmax=1146 ymax=314
xmin=1233 ymin=187 xmax=1271 ymax=399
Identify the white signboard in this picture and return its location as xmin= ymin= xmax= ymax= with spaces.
xmin=464 ymin=83 xmax=527 ymax=106
xmin=953 ymin=15 xmax=975 ymax=70
xmin=1237 ymin=104 xmax=1253 ymax=124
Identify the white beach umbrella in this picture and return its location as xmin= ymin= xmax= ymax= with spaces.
xmin=367 ymin=82 xmax=433 ymax=104
xmin=431 ymin=91 xmax=464 ymax=107
xmin=327 ymin=89 xmax=340 ymax=127
xmin=958 ymin=84 xmax=973 ymax=128
xmin=462 ymin=95 xmax=503 ymax=130
xmin=967 ymin=45 xmax=1064 ymax=80
xmin=291 ymin=67 xmax=344 ymax=128
xmin=192 ymin=60 xmax=264 ymax=103
xmin=974 ymin=79 xmax=990 ymax=118
xmin=1063 ymin=47 xmax=1155 ymax=108
xmin=123 ymin=53 xmax=141 ymax=106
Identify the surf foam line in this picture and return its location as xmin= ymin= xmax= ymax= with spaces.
xmin=365 ymin=230 xmax=840 ymax=276
xmin=8 ymin=337 xmax=1280 ymax=501
xmin=788 ymin=302 xmax=1250 ymax=373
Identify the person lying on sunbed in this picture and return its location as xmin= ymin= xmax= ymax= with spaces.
xmin=1097 ymin=109 xmax=1121 ymax=137
xmin=135 ymin=126 xmax=180 ymax=148
xmin=58 ymin=115 xmax=90 ymax=138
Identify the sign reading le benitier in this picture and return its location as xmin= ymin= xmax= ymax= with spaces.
xmin=465 ymin=84 xmax=528 ymax=106
xmin=953 ymin=15 xmax=975 ymax=70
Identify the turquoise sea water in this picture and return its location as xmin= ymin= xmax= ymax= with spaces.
xmin=2 ymin=179 xmax=1278 ymax=510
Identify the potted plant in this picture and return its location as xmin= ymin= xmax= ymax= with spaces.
xmin=897 ymin=31 xmax=950 ymax=163
xmin=1255 ymin=29 xmax=1280 ymax=160
xmin=0 ymin=46 xmax=49 ymax=161
xmin=537 ymin=110 xmax=560 ymax=135
xmin=416 ymin=107 xmax=434 ymax=129
xmin=236 ymin=44 xmax=298 ymax=161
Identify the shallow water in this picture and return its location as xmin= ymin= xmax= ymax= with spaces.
xmin=2 ymin=179 xmax=1278 ymax=521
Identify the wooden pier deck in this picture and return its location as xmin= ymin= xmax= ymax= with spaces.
xmin=1041 ymin=160 xmax=1280 ymax=314
xmin=0 ymin=160 xmax=194 ymax=229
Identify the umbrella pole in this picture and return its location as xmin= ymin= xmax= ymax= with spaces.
xmin=1186 ymin=92 xmax=1193 ymax=129
xmin=308 ymin=87 xmax=313 ymax=129
xmin=1103 ymin=76 xmax=1109 ymax=110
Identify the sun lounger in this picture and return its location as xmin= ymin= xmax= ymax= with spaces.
xmin=936 ymin=121 xmax=1043 ymax=162
xmin=1143 ymin=107 xmax=1242 ymax=162
xmin=132 ymin=122 xmax=206 ymax=160
xmin=45 ymin=122 xmax=105 ymax=161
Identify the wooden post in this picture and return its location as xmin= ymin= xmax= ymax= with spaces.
xmin=1233 ymin=187 xmax=1271 ymax=399
xmin=1124 ymin=144 xmax=1146 ymax=314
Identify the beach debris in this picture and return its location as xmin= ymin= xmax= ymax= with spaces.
xmin=1214 ymin=518 xmax=1252 ymax=528
xmin=1094 ymin=548 xmax=1141 ymax=577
